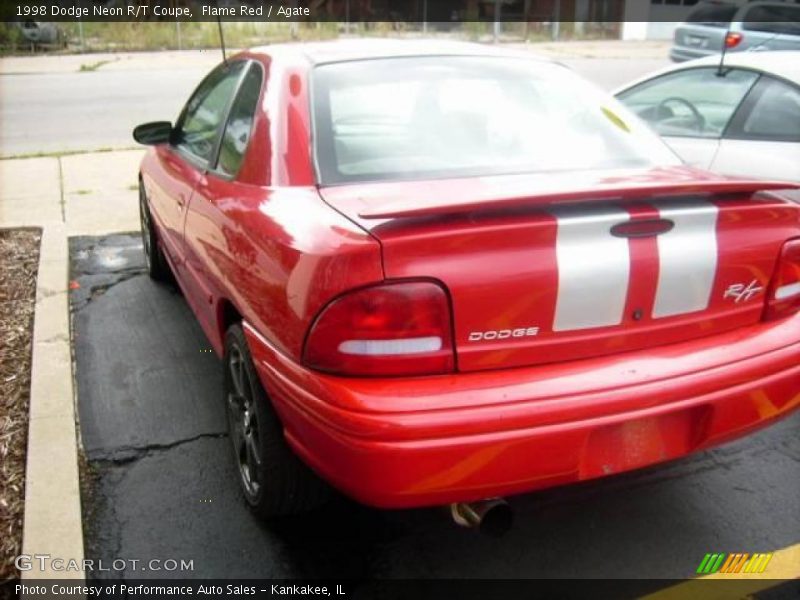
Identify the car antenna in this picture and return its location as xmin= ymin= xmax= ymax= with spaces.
xmin=717 ymin=27 xmax=731 ymax=77
xmin=216 ymin=15 xmax=228 ymax=65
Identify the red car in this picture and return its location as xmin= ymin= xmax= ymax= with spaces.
xmin=134 ymin=40 xmax=800 ymax=531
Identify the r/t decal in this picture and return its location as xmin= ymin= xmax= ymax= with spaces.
xmin=724 ymin=280 xmax=764 ymax=303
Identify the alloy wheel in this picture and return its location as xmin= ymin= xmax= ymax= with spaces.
xmin=226 ymin=345 xmax=262 ymax=498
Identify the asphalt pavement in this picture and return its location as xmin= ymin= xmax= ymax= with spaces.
xmin=0 ymin=68 xmax=208 ymax=156
xmin=71 ymin=234 xmax=800 ymax=583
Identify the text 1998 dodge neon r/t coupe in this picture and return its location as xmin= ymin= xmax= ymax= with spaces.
xmin=134 ymin=40 xmax=800 ymax=529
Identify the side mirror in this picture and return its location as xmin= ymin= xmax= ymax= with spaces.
xmin=133 ymin=121 xmax=173 ymax=146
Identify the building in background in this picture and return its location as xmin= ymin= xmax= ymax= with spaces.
xmin=312 ymin=0 xmax=685 ymax=40
xmin=312 ymin=0 xmax=625 ymax=24
xmin=622 ymin=0 xmax=699 ymax=40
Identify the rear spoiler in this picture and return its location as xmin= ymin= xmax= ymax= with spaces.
xmin=357 ymin=179 xmax=799 ymax=220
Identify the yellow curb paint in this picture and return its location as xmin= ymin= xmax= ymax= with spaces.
xmin=640 ymin=543 xmax=800 ymax=600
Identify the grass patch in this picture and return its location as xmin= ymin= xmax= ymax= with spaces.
xmin=78 ymin=59 xmax=114 ymax=72
xmin=0 ymin=228 xmax=42 ymax=582
xmin=57 ymin=21 xmax=340 ymax=53
xmin=0 ymin=22 xmax=620 ymax=56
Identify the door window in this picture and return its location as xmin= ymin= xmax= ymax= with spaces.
xmin=174 ymin=61 xmax=246 ymax=163
xmin=728 ymin=76 xmax=800 ymax=143
xmin=216 ymin=64 xmax=263 ymax=177
xmin=618 ymin=67 xmax=759 ymax=138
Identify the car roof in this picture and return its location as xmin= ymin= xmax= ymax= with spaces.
xmin=247 ymin=38 xmax=554 ymax=66
xmin=615 ymin=50 xmax=800 ymax=94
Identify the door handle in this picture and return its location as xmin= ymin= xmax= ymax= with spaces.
xmin=177 ymin=194 xmax=186 ymax=211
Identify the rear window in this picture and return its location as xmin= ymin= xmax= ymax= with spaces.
xmin=686 ymin=3 xmax=738 ymax=27
xmin=311 ymin=57 xmax=679 ymax=185
xmin=743 ymin=5 xmax=800 ymax=35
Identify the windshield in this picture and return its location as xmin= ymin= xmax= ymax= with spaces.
xmin=311 ymin=56 xmax=680 ymax=185
xmin=743 ymin=5 xmax=800 ymax=35
xmin=685 ymin=3 xmax=738 ymax=27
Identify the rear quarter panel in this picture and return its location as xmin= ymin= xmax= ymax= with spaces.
xmin=180 ymin=53 xmax=384 ymax=359
xmin=186 ymin=185 xmax=383 ymax=357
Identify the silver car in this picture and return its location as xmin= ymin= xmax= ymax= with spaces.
xmin=616 ymin=51 xmax=800 ymax=181
xmin=670 ymin=1 xmax=800 ymax=62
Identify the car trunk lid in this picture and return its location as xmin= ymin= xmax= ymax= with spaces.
xmin=319 ymin=167 xmax=799 ymax=372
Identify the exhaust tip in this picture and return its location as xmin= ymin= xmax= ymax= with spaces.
xmin=479 ymin=501 xmax=514 ymax=538
xmin=450 ymin=498 xmax=514 ymax=537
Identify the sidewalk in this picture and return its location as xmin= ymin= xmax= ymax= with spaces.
xmin=0 ymin=148 xmax=142 ymax=578
xmin=1 ymin=149 xmax=143 ymax=235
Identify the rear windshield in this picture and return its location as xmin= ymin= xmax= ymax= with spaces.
xmin=743 ymin=5 xmax=800 ymax=35
xmin=311 ymin=57 xmax=678 ymax=185
xmin=686 ymin=3 xmax=738 ymax=27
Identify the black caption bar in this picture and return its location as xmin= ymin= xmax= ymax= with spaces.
xmin=2 ymin=579 xmax=800 ymax=600
xmin=3 ymin=0 xmax=800 ymax=23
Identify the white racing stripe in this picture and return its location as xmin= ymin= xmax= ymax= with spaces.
xmin=651 ymin=199 xmax=719 ymax=319
xmin=552 ymin=205 xmax=630 ymax=332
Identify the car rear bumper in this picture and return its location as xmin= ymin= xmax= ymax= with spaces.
xmin=245 ymin=317 xmax=800 ymax=508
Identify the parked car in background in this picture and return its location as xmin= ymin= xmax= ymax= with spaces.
xmin=616 ymin=51 xmax=800 ymax=181
xmin=133 ymin=41 xmax=800 ymax=529
xmin=14 ymin=21 xmax=61 ymax=46
xmin=670 ymin=1 xmax=800 ymax=62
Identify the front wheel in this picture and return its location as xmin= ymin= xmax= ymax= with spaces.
xmin=224 ymin=324 xmax=330 ymax=518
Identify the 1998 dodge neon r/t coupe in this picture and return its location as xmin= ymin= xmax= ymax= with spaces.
xmin=135 ymin=40 xmax=800 ymax=526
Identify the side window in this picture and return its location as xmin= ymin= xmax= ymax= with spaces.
xmin=174 ymin=61 xmax=246 ymax=163
xmin=618 ymin=68 xmax=759 ymax=139
xmin=216 ymin=64 xmax=263 ymax=177
xmin=728 ymin=77 xmax=800 ymax=143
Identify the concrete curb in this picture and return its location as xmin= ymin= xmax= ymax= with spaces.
xmin=21 ymin=221 xmax=85 ymax=580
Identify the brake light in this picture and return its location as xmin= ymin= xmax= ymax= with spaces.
xmin=725 ymin=32 xmax=743 ymax=48
xmin=764 ymin=239 xmax=800 ymax=321
xmin=303 ymin=281 xmax=454 ymax=376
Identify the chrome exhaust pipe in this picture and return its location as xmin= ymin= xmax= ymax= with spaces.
xmin=450 ymin=498 xmax=513 ymax=537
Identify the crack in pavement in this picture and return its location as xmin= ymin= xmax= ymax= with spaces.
xmin=89 ymin=432 xmax=228 ymax=466
xmin=87 ymin=272 xmax=141 ymax=299
xmin=71 ymin=271 xmax=147 ymax=312
xmin=69 ymin=235 xmax=149 ymax=311
xmin=58 ymin=155 xmax=65 ymax=222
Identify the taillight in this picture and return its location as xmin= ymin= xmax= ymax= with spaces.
xmin=725 ymin=32 xmax=743 ymax=48
xmin=303 ymin=281 xmax=454 ymax=376
xmin=764 ymin=239 xmax=800 ymax=321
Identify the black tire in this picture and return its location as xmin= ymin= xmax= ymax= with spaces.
xmin=224 ymin=324 xmax=330 ymax=518
xmin=139 ymin=180 xmax=170 ymax=282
